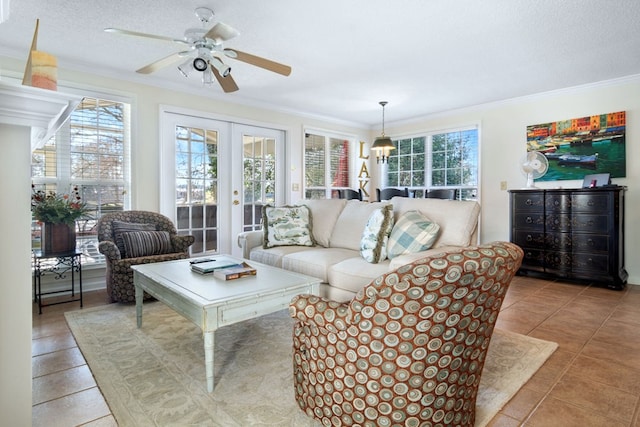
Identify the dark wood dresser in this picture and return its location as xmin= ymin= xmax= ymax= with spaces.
xmin=509 ymin=187 xmax=627 ymax=290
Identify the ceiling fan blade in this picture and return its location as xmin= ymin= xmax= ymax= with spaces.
xmin=204 ymin=22 xmax=240 ymax=43
xmin=104 ymin=28 xmax=191 ymax=46
xmin=224 ymin=49 xmax=291 ymax=76
xmin=211 ymin=66 xmax=239 ymax=93
xmin=136 ymin=51 xmax=191 ymax=74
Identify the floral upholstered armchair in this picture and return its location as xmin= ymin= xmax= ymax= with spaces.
xmin=97 ymin=211 xmax=195 ymax=303
xmin=289 ymin=241 xmax=523 ymax=427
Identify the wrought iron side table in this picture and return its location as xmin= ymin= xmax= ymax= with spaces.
xmin=32 ymin=250 xmax=83 ymax=314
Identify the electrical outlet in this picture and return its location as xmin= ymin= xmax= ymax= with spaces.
xmin=500 ymin=181 xmax=507 ymax=191
xmin=292 ymin=183 xmax=300 ymax=191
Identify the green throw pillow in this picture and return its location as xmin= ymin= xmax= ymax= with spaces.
xmin=262 ymin=205 xmax=315 ymax=248
xmin=387 ymin=210 xmax=440 ymax=259
xmin=360 ymin=204 xmax=394 ymax=263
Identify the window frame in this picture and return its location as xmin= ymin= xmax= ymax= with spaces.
xmin=303 ymin=128 xmax=356 ymax=199
xmin=386 ymin=124 xmax=480 ymax=200
xmin=30 ymin=95 xmax=132 ymax=267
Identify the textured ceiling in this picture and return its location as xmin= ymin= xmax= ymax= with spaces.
xmin=1 ymin=0 xmax=640 ymax=126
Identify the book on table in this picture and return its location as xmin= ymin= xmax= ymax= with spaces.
xmin=190 ymin=256 xmax=244 ymax=274
xmin=213 ymin=262 xmax=257 ymax=280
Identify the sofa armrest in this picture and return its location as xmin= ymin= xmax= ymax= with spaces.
xmin=172 ymin=234 xmax=195 ymax=253
xmin=237 ymin=230 xmax=264 ymax=259
xmin=98 ymin=240 xmax=122 ymax=261
xmin=289 ymin=294 xmax=353 ymax=333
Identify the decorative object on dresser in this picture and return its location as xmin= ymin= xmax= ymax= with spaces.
xmin=509 ymin=186 xmax=627 ymax=289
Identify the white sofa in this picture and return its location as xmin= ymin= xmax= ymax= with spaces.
xmin=237 ymin=197 xmax=481 ymax=302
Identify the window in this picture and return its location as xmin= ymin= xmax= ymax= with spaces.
xmin=387 ymin=127 xmax=478 ymax=199
xmin=31 ymin=97 xmax=131 ymax=265
xmin=304 ymin=131 xmax=352 ymax=199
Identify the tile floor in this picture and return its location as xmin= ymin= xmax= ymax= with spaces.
xmin=33 ymin=276 xmax=640 ymax=426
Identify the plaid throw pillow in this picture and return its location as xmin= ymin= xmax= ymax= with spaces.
xmin=387 ymin=210 xmax=440 ymax=259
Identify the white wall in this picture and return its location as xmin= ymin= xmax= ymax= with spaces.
xmin=0 ymin=123 xmax=33 ymax=426
xmin=384 ymin=76 xmax=639 ymax=284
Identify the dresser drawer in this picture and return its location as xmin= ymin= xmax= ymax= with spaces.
xmin=545 ymin=214 xmax=609 ymax=233
xmin=545 ymin=194 xmax=571 ymax=212
xmin=571 ymin=214 xmax=609 ymax=233
xmin=572 ymin=194 xmax=610 ymax=212
xmin=513 ymin=192 xmax=544 ymax=211
xmin=520 ymin=248 xmax=545 ymax=270
xmin=546 ymin=233 xmax=572 ymax=252
xmin=571 ymin=234 xmax=609 ymax=253
xmin=572 ymin=253 xmax=609 ymax=274
xmin=513 ymin=213 xmax=545 ymax=230
xmin=513 ymin=231 xmax=545 ymax=249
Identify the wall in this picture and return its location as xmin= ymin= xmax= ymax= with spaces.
xmin=0 ymin=123 xmax=33 ymax=426
xmin=383 ymin=76 xmax=639 ymax=284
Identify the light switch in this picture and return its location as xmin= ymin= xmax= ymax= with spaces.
xmin=292 ymin=183 xmax=300 ymax=191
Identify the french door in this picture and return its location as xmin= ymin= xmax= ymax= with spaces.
xmin=161 ymin=111 xmax=285 ymax=257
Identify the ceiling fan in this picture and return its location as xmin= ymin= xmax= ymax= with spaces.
xmin=104 ymin=7 xmax=291 ymax=93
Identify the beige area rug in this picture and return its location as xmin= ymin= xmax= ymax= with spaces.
xmin=65 ymin=302 xmax=557 ymax=427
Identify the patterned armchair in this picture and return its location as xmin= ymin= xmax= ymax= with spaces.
xmin=97 ymin=211 xmax=195 ymax=303
xmin=289 ymin=241 xmax=523 ymax=427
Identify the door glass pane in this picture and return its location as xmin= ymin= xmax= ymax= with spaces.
xmin=175 ymin=126 xmax=218 ymax=254
xmin=243 ymin=134 xmax=276 ymax=231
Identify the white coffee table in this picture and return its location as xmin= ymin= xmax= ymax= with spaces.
xmin=131 ymin=257 xmax=320 ymax=392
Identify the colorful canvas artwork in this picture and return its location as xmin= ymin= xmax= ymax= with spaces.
xmin=526 ymin=111 xmax=626 ymax=181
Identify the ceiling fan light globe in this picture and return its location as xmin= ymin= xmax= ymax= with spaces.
xmin=193 ymin=57 xmax=208 ymax=72
xmin=177 ymin=59 xmax=194 ymax=77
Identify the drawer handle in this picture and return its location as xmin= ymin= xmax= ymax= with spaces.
xmin=526 ymin=234 xmax=533 ymax=242
xmin=525 ymin=199 xmax=533 ymax=206
xmin=526 ymin=216 xmax=534 ymax=224
xmin=588 ymin=238 xmax=594 ymax=246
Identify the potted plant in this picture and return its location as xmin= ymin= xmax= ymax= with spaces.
xmin=31 ymin=185 xmax=88 ymax=255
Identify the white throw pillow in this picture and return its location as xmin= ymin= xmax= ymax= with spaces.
xmin=360 ymin=204 xmax=394 ymax=263
xmin=387 ymin=210 xmax=440 ymax=259
xmin=262 ymin=205 xmax=315 ymax=248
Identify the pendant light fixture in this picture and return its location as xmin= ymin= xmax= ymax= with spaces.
xmin=371 ymin=101 xmax=395 ymax=164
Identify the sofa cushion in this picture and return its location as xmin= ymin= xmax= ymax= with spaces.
xmin=330 ymin=200 xmax=391 ymax=251
xmin=327 ymin=257 xmax=391 ymax=295
xmin=296 ymin=199 xmax=347 ymax=247
xmin=282 ymin=248 xmax=359 ymax=282
xmin=120 ymin=230 xmax=172 ymax=258
xmin=112 ymin=220 xmax=157 ymax=256
xmin=360 ymin=205 xmax=394 ymax=263
xmin=391 ymin=198 xmax=480 ymax=248
xmin=387 ymin=210 xmax=440 ymax=259
xmin=250 ymin=245 xmax=317 ymax=268
xmin=262 ymin=205 xmax=315 ymax=248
